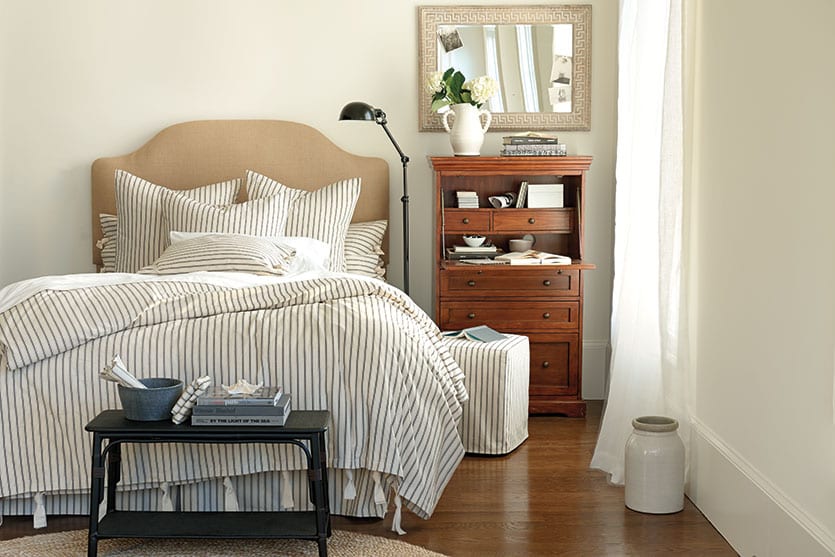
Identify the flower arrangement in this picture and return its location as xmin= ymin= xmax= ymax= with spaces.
xmin=426 ymin=67 xmax=498 ymax=112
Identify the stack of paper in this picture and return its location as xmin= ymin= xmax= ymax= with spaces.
xmin=526 ymin=184 xmax=564 ymax=208
xmin=494 ymin=250 xmax=571 ymax=265
xmin=456 ymin=191 xmax=479 ymax=208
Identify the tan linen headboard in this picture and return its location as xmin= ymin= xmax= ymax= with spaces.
xmin=91 ymin=119 xmax=389 ymax=267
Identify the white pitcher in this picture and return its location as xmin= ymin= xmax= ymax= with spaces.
xmin=441 ymin=103 xmax=492 ymax=156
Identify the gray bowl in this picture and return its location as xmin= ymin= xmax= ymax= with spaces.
xmin=118 ymin=378 xmax=184 ymax=421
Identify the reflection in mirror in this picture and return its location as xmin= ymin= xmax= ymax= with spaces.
xmin=419 ymin=5 xmax=591 ymax=132
xmin=440 ymin=24 xmax=574 ymax=114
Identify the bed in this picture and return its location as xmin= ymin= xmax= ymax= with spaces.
xmin=0 ymin=120 xmax=467 ymax=532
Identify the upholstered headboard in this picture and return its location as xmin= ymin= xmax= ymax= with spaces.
xmin=91 ymin=119 xmax=389 ymax=267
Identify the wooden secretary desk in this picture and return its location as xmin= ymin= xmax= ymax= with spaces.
xmin=431 ymin=156 xmax=594 ymax=417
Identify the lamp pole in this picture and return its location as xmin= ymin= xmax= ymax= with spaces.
xmin=339 ymin=102 xmax=410 ymax=295
xmin=373 ymin=109 xmax=410 ymax=295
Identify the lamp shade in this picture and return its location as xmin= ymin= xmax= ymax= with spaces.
xmin=339 ymin=101 xmax=376 ymax=121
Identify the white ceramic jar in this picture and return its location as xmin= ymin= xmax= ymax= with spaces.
xmin=441 ymin=103 xmax=492 ymax=156
xmin=624 ymin=415 xmax=685 ymax=514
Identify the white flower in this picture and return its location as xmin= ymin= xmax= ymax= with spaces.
xmin=425 ymin=71 xmax=445 ymax=95
xmin=465 ymin=75 xmax=498 ymax=103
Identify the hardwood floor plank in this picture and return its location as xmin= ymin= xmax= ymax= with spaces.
xmin=0 ymin=402 xmax=735 ymax=555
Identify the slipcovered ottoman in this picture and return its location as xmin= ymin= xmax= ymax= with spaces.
xmin=443 ymin=333 xmax=530 ymax=455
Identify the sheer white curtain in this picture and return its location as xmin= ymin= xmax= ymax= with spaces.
xmin=590 ymin=0 xmax=688 ymax=484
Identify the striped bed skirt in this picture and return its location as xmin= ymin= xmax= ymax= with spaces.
xmin=443 ymin=334 xmax=530 ymax=455
xmin=0 ymin=468 xmax=400 ymax=522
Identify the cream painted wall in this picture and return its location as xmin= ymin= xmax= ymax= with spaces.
xmin=0 ymin=0 xmax=618 ymax=398
xmin=689 ymin=0 xmax=835 ymax=553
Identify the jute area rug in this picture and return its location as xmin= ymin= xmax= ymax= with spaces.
xmin=0 ymin=529 xmax=448 ymax=557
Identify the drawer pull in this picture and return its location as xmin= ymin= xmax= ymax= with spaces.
xmin=467 ymin=312 xmax=476 ymax=319
xmin=528 ymin=217 xmax=536 ymax=224
xmin=557 ymin=269 xmax=563 ymax=275
xmin=467 ymin=280 xmax=476 ymax=287
xmin=462 ymin=218 xmax=470 ymax=224
xmin=543 ymin=312 xmax=551 ymax=319
xmin=543 ymin=280 xmax=551 ymax=287
xmin=542 ymin=361 xmax=551 ymax=368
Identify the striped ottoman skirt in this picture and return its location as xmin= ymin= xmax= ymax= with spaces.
xmin=443 ymin=334 xmax=530 ymax=455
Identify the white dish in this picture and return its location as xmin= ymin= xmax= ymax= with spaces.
xmin=463 ymin=235 xmax=486 ymax=247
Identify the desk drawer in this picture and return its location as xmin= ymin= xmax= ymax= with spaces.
xmin=529 ymin=334 xmax=579 ymax=396
xmin=441 ymin=268 xmax=579 ymax=297
xmin=493 ymin=209 xmax=574 ymax=233
xmin=444 ymin=209 xmax=491 ymax=232
xmin=439 ymin=301 xmax=579 ymax=331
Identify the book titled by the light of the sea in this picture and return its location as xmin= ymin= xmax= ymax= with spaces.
xmin=191 ymin=413 xmax=290 ymax=426
xmin=494 ymin=250 xmax=572 ymax=265
xmin=196 ymin=385 xmax=283 ymax=406
xmin=442 ymin=325 xmax=507 ymax=343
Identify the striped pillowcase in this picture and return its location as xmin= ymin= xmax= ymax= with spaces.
xmin=345 ymin=252 xmax=385 ymax=280
xmin=246 ymin=171 xmax=361 ymax=272
xmin=161 ymin=191 xmax=290 ymax=242
xmin=344 ymin=220 xmax=387 ymax=255
xmin=97 ymin=213 xmax=118 ymax=272
xmin=115 ymin=170 xmax=241 ymax=273
xmin=344 ymin=220 xmax=387 ymax=279
xmin=138 ymin=234 xmax=296 ymax=276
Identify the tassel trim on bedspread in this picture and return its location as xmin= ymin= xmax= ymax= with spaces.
xmin=33 ymin=492 xmax=46 ymax=529
xmin=370 ymin=471 xmax=406 ymax=535
xmin=391 ymin=483 xmax=406 ymax=535
xmin=280 ymin=471 xmax=294 ymax=509
xmin=343 ymin=470 xmax=357 ymax=500
xmin=223 ymin=477 xmax=239 ymax=511
xmin=159 ymin=482 xmax=174 ymax=512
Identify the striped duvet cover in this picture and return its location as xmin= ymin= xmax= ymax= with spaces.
xmin=0 ymin=272 xmax=467 ymax=524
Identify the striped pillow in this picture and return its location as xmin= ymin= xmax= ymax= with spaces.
xmin=344 ymin=220 xmax=387 ymax=279
xmin=345 ymin=252 xmax=386 ymax=280
xmin=138 ymin=234 xmax=296 ymax=276
xmin=344 ymin=220 xmax=387 ymax=255
xmin=97 ymin=213 xmax=118 ymax=272
xmin=160 ymin=191 xmax=290 ymax=241
xmin=246 ymin=171 xmax=361 ymax=272
xmin=115 ymin=170 xmax=241 ymax=273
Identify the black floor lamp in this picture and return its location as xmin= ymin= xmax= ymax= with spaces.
xmin=338 ymin=101 xmax=410 ymax=295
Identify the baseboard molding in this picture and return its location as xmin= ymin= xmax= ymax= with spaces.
xmin=581 ymin=339 xmax=609 ymax=400
xmin=689 ymin=418 xmax=835 ymax=556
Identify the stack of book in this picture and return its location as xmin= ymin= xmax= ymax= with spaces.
xmin=456 ymin=190 xmax=479 ymax=208
xmin=501 ymin=132 xmax=567 ymax=157
xmin=191 ymin=385 xmax=292 ymax=426
xmin=447 ymin=244 xmax=502 ymax=260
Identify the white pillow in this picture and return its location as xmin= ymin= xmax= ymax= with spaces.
xmin=115 ymin=170 xmax=241 ymax=272
xmin=246 ymin=171 xmax=360 ymax=273
xmin=139 ymin=234 xmax=297 ymax=276
xmin=169 ymin=231 xmax=331 ymax=274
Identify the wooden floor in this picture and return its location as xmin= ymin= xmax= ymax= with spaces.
xmin=0 ymin=401 xmax=736 ymax=556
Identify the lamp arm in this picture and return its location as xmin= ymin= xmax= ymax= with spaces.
xmin=374 ymin=111 xmax=410 ymax=295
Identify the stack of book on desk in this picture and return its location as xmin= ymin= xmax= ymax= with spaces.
xmin=500 ymin=132 xmax=567 ymax=157
xmin=192 ymin=386 xmax=292 ymax=426
xmin=447 ymin=244 xmax=503 ymax=260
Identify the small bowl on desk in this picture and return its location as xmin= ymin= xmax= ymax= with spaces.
xmin=509 ymin=238 xmax=534 ymax=252
xmin=463 ymin=235 xmax=486 ymax=247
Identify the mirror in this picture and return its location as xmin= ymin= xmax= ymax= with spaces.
xmin=419 ymin=5 xmax=592 ymax=132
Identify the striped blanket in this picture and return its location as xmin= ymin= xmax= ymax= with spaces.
xmin=0 ymin=273 xmax=467 ymax=523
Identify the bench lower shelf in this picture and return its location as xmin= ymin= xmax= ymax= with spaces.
xmin=97 ymin=510 xmax=320 ymax=539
